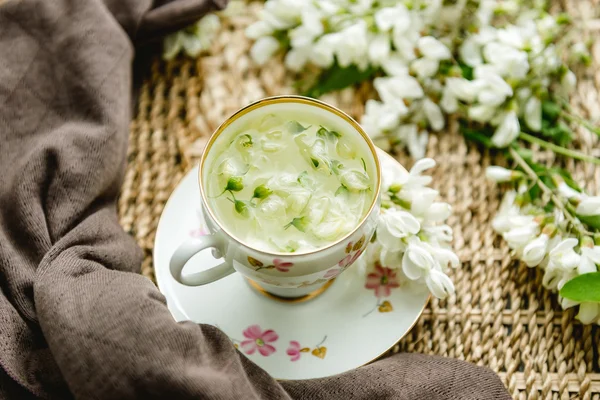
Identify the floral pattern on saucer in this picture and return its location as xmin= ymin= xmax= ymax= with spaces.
xmin=287 ymin=336 xmax=328 ymax=361
xmin=363 ymin=263 xmax=400 ymax=316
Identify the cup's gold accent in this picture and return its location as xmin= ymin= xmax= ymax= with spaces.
xmin=246 ymin=278 xmax=335 ymax=303
xmin=198 ymin=95 xmax=381 ymax=257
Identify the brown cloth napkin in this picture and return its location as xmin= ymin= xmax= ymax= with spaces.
xmin=0 ymin=0 xmax=512 ymax=399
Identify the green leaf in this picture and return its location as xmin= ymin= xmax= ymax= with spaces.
xmin=310 ymin=158 xmax=320 ymax=168
xmin=459 ymin=62 xmax=474 ymax=80
xmin=578 ymin=214 xmax=600 ymax=230
xmin=316 ymin=126 xmax=342 ymax=141
xmin=559 ymin=272 xmax=600 ymax=302
xmin=550 ymin=168 xmax=581 ymax=191
xmin=284 ymin=216 xmax=310 ymax=232
xmin=335 ymin=185 xmax=349 ymax=197
xmin=461 ymin=126 xmax=494 ymax=148
xmin=303 ymin=63 xmax=379 ymax=98
xmin=252 ymin=184 xmax=272 ymax=200
xmin=542 ymin=100 xmax=561 ymax=121
xmin=361 ymin=157 xmax=367 ymax=172
xmin=225 ymin=176 xmax=244 ymax=192
xmin=233 ymin=134 xmax=253 ymax=149
xmin=286 ymin=120 xmax=309 ymax=134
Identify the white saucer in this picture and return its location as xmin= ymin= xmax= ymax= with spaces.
xmin=154 ymin=149 xmax=429 ymax=380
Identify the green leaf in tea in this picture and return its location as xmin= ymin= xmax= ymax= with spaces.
xmin=234 ymin=134 xmax=253 ymax=150
xmin=286 ymin=120 xmax=309 ymax=134
xmin=284 ymin=216 xmax=310 ymax=232
xmin=335 ymin=185 xmax=349 ymax=197
xmin=252 ymin=184 xmax=273 ymax=200
xmin=361 ymin=158 xmax=367 ymax=172
xmin=316 ymin=126 xmax=342 ymax=141
xmin=559 ymin=272 xmax=600 ymax=303
xmin=340 ymin=169 xmax=370 ymax=192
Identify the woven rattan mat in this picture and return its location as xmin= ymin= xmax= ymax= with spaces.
xmin=118 ymin=2 xmax=600 ymax=398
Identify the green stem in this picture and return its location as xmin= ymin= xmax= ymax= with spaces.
xmin=518 ymin=132 xmax=600 ymax=165
xmin=560 ymin=110 xmax=600 ymax=137
xmin=509 ymin=147 xmax=593 ymax=236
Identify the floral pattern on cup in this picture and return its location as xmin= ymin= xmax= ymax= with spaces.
xmin=286 ymin=336 xmax=328 ymax=361
xmin=240 ymin=325 xmax=278 ymax=356
xmin=323 ymin=267 xmax=342 ymax=279
xmin=247 ymin=256 xmax=294 ymax=272
xmin=363 ymin=263 xmax=400 ymax=316
xmin=189 ymin=227 xmax=209 ymax=238
xmin=339 ymin=234 xmax=367 ymax=268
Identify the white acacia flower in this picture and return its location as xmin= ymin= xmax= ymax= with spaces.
xmin=521 ymin=233 xmax=549 ymax=267
xmin=491 ymin=111 xmax=520 ymax=147
xmin=245 ymin=20 xmax=273 ymax=39
xmin=577 ymin=302 xmax=600 ymax=324
xmin=284 ymin=46 xmax=311 ymax=71
xmin=524 ymin=97 xmax=542 ymax=132
xmin=503 ymin=222 xmax=539 ymax=251
xmin=402 ymin=240 xmax=437 ymax=279
xmin=422 ymin=224 xmax=454 ymax=246
xmin=409 ymin=187 xmax=439 ymax=217
xmin=310 ymin=34 xmax=337 ymax=68
xmin=548 ymin=238 xmax=581 ymax=271
xmin=485 ymin=166 xmax=517 ymax=182
xmin=417 ymin=36 xmax=451 ymax=60
xmin=440 ymin=88 xmax=458 ymax=113
xmin=377 ymin=208 xmax=421 ymax=251
xmin=335 ymin=21 xmax=369 ymax=69
xmin=375 ymin=4 xmax=410 ymax=32
xmin=423 ymin=98 xmax=445 ymax=131
xmin=460 ymin=37 xmax=483 ymax=66
xmin=576 ymin=197 xmax=600 ymax=216
xmin=262 ymin=0 xmax=304 ymax=30
xmin=250 ymin=36 xmax=280 ymax=65
xmin=381 ymin=54 xmax=409 ymax=76
xmin=469 ymin=104 xmax=497 ymax=122
xmin=289 ymin=7 xmax=324 ymax=48
xmin=361 ymin=99 xmax=406 ymax=138
xmin=376 ymin=75 xmax=424 ymax=101
xmin=445 ymin=78 xmax=480 ymax=103
xmin=425 ymin=268 xmax=456 ymax=298
xmin=394 ymin=124 xmax=428 ymax=159
xmin=368 ymin=34 xmax=391 ymax=65
xmin=557 ymin=182 xmax=582 ymax=200
xmin=424 ymin=202 xmax=452 ymax=222
xmin=483 ymin=42 xmax=529 ymax=79
xmin=411 ymin=57 xmax=440 ymax=79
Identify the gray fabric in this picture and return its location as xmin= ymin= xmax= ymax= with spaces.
xmin=0 ymin=0 xmax=512 ymax=398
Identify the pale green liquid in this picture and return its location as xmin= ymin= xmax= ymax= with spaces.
xmin=206 ymin=113 xmax=374 ymax=253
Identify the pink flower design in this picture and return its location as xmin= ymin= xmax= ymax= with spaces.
xmin=338 ymin=249 xmax=364 ymax=268
xmin=273 ymin=258 xmax=294 ymax=272
xmin=189 ymin=227 xmax=208 ymax=238
xmin=287 ymin=341 xmax=302 ymax=361
xmin=365 ymin=264 xmax=400 ymax=298
xmin=324 ymin=268 xmax=342 ymax=279
xmin=240 ymin=325 xmax=278 ymax=356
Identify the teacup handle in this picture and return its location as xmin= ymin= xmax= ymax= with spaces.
xmin=170 ymin=235 xmax=235 ymax=286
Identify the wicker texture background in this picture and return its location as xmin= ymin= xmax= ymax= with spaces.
xmin=119 ymin=1 xmax=600 ymax=398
